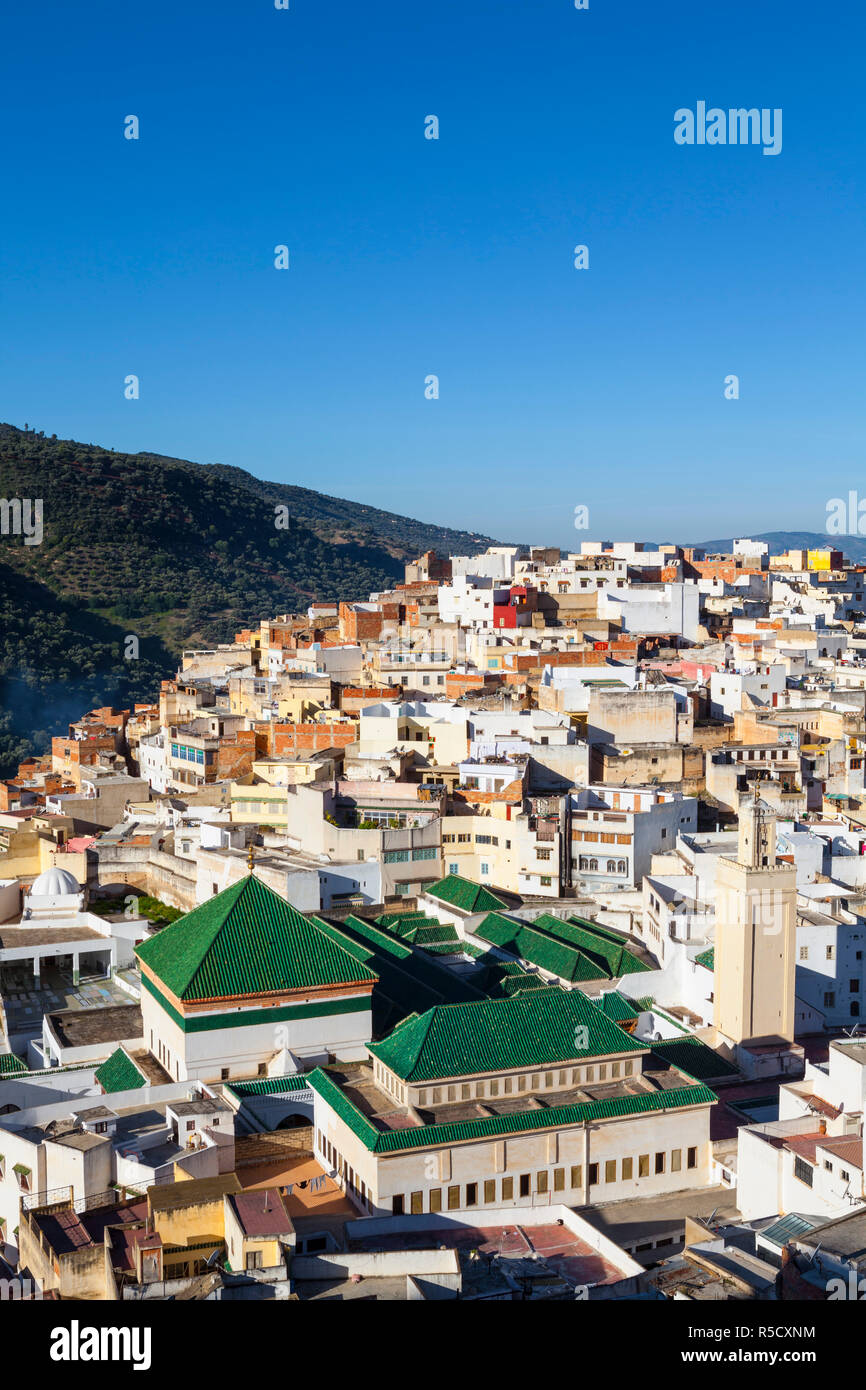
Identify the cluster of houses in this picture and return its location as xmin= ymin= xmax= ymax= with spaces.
xmin=1 ymin=535 xmax=866 ymax=1301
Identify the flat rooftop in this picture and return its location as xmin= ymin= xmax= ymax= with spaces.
xmin=348 ymin=1221 xmax=628 ymax=1288
xmin=47 ymin=1003 xmax=142 ymax=1049
xmin=0 ymin=925 xmax=104 ymax=948
xmin=326 ymin=1061 xmax=702 ymax=1135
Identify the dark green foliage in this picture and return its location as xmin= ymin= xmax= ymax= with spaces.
xmin=0 ymin=424 xmax=499 ymax=776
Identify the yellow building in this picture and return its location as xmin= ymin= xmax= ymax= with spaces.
xmin=807 ymin=548 xmax=843 ymax=572
xmin=230 ymin=755 xmax=337 ymax=827
xmin=224 ymin=1188 xmax=294 ymax=1272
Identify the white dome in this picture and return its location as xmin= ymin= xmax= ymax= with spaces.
xmin=29 ymin=867 xmax=81 ymax=897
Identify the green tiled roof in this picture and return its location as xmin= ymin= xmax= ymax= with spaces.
xmin=500 ymin=973 xmax=554 ymax=996
xmin=425 ymin=874 xmax=507 ymax=915
xmin=413 ymin=924 xmax=460 ymax=946
xmin=368 ymin=988 xmax=645 ymax=1082
xmin=649 ymin=1036 xmax=739 ymax=1080
xmin=0 ymin=1053 xmax=28 ymax=1077
xmin=533 ymin=913 xmax=651 ymax=977
xmin=135 ymin=875 xmax=378 ymax=1002
xmin=695 ymin=947 xmax=715 ymax=972
xmin=226 ymin=1074 xmax=314 ymax=1097
xmin=95 ymin=1047 xmax=147 ymax=1094
xmin=310 ymin=1067 xmax=716 ymax=1154
xmin=597 ymin=991 xmax=641 ymax=1022
xmin=373 ymin=912 xmax=459 ymax=949
xmin=474 ymin=913 xmax=606 ymax=983
xmin=317 ymin=914 xmax=484 ymax=1034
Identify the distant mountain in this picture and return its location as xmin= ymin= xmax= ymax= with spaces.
xmin=693 ymin=530 xmax=866 ymax=562
xmin=0 ymin=424 xmax=499 ymax=775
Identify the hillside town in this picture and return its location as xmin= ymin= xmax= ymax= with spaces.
xmin=2 ymin=535 xmax=866 ymax=1303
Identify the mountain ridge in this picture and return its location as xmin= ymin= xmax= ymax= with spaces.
xmin=0 ymin=423 xmax=500 ymax=774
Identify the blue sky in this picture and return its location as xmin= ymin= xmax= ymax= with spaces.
xmin=1 ymin=0 xmax=863 ymax=548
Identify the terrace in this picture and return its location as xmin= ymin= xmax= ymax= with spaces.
xmin=325 ymin=1060 xmax=708 ymax=1136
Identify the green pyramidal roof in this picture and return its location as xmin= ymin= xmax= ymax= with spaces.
xmin=135 ymin=875 xmax=378 ymax=1002
xmin=425 ymin=874 xmax=507 ymax=914
xmin=368 ymin=988 xmax=645 ymax=1082
xmin=95 ymin=1047 xmax=147 ymax=1094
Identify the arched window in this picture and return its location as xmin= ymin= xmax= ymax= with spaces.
xmin=588 ymin=858 xmax=598 ymax=872
xmin=606 ymin=859 xmax=617 ymax=873
xmin=617 ymin=859 xmax=627 ymax=874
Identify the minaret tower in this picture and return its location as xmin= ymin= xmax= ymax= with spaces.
xmin=713 ymin=790 xmax=797 ymax=1047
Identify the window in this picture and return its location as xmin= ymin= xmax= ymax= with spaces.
xmin=638 ymin=1154 xmax=650 ymax=1178
xmin=687 ymin=1147 xmax=698 ymax=1170
xmin=793 ymin=1156 xmax=813 ymax=1187
xmin=536 ymin=1171 xmax=548 ymax=1194
xmin=553 ymin=1168 xmax=565 ymax=1192
xmin=429 ymin=1189 xmax=442 ymax=1212
xmin=588 ymin=1163 xmax=599 ymax=1186
xmin=480 ymin=862 xmax=489 ymax=876
xmin=466 ymin=1183 xmax=478 ymax=1207
xmin=501 ymin=1177 xmax=514 ymax=1201
xmin=519 ymin=1174 xmax=531 ymax=1198
xmin=671 ymin=1149 xmax=682 ymax=1173
xmin=824 ymin=991 xmax=836 ymax=1007
xmin=621 ymin=1157 xmax=633 ymax=1181
xmin=392 ymin=1194 xmax=404 ymax=1215
xmin=221 ymin=1068 xmax=230 ymax=1082
xmin=605 ymin=1160 xmax=617 ymax=1183
xmin=570 ymin=1165 xmax=582 ymax=1189
xmin=851 ymin=979 xmax=861 ymax=993
xmin=827 ymin=945 xmax=835 ymax=960
xmin=655 ymin=1152 xmax=666 ymax=1175
xmin=245 ymin=1250 xmax=263 ymax=1271
xmin=484 ymin=1180 xmax=496 ymax=1203
xmin=799 ymin=946 xmax=809 ymax=960
xmin=410 ymin=1191 xmax=423 ymax=1214
xmin=447 ymin=1186 xmax=460 ymax=1210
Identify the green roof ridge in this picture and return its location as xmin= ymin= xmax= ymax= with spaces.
xmin=368 ymin=989 xmax=645 ymax=1082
